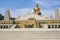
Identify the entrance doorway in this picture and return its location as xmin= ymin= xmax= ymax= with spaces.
xmin=25 ymin=24 xmax=34 ymax=28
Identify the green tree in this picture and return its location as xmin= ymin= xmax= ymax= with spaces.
xmin=0 ymin=14 xmax=15 ymax=20
xmin=0 ymin=14 xmax=4 ymax=20
xmin=10 ymin=17 xmax=15 ymax=20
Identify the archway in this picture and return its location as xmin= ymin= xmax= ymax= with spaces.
xmin=38 ymin=23 xmax=43 ymax=28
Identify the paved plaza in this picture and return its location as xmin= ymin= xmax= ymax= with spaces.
xmin=0 ymin=29 xmax=60 ymax=40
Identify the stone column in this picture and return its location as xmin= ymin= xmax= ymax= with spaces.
xmin=57 ymin=25 xmax=58 ymax=28
xmin=1 ymin=25 xmax=2 ymax=29
xmin=50 ymin=25 xmax=52 ymax=28
xmin=54 ymin=25 xmax=55 ymax=28
xmin=5 ymin=25 xmax=6 ymax=29
xmin=2 ymin=26 xmax=3 ymax=29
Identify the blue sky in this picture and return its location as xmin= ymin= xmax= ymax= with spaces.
xmin=0 ymin=0 xmax=60 ymax=18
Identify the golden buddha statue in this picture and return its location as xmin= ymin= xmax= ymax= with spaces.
xmin=32 ymin=4 xmax=41 ymax=15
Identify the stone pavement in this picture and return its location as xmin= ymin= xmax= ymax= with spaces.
xmin=0 ymin=29 xmax=60 ymax=40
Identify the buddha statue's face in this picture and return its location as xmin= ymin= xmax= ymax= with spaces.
xmin=34 ymin=7 xmax=39 ymax=12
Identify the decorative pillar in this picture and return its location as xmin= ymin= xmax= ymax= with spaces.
xmin=57 ymin=25 xmax=58 ymax=28
xmin=5 ymin=25 xmax=6 ymax=29
xmin=2 ymin=26 xmax=3 ymax=29
xmin=54 ymin=25 xmax=55 ymax=28
xmin=1 ymin=25 xmax=2 ymax=29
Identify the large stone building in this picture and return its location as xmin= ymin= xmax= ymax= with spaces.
xmin=0 ymin=4 xmax=60 ymax=40
xmin=0 ymin=4 xmax=60 ymax=29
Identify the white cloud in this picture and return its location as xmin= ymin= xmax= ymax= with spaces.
xmin=0 ymin=0 xmax=60 ymax=19
xmin=0 ymin=8 xmax=5 ymax=15
xmin=41 ymin=7 xmax=60 ymax=18
xmin=41 ymin=9 xmax=54 ymax=18
xmin=0 ymin=8 xmax=32 ymax=18
xmin=0 ymin=3 xmax=60 ymax=18
xmin=32 ymin=0 xmax=60 ymax=18
xmin=32 ymin=0 xmax=60 ymax=7
xmin=10 ymin=8 xmax=31 ymax=18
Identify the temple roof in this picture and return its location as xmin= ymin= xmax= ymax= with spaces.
xmin=18 ymin=13 xmax=49 ymax=20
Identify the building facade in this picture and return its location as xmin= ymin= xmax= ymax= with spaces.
xmin=0 ymin=4 xmax=60 ymax=29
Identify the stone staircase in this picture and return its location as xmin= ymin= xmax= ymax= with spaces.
xmin=11 ymin=25 xmax=16 ymax=29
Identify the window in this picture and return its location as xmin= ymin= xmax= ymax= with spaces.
xmin=4 ymin=26 xmax=5 ymax=29
xmin=1 ymin=26 xmax=2 ymax=29
xmin=48 ymin=25 xmax=50 ymax=28
xmin=52 ymin=22 xmax=54 ymax=24
xmin=6 ymin=26 xmax=8 ymax=29
xmin=58 ymin=25 xmax=60 ymax=28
